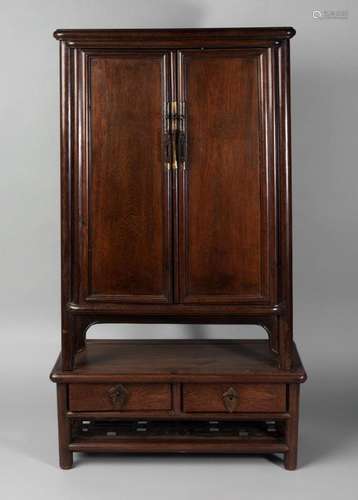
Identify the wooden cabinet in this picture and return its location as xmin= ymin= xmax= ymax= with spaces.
xmin=51 ymin=28 xmax=306 ymax=470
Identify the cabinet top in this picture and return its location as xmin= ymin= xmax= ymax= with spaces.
xmin=53 ymin=27 xmax=295 ymax=47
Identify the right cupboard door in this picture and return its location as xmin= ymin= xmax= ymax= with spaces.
xmin=177 ymin=49 xmax=277 ymax=304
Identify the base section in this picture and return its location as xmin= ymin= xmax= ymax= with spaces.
xmin=51 ymin=340 xmax=306 ymax=469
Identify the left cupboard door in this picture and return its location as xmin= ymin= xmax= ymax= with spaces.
xmin=77 ymin=51 xmax=173 ymax=304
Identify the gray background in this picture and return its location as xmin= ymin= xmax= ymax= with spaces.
xmin=1 ymin=0 xmax=357 ymax=498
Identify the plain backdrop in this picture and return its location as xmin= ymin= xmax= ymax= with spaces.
xmin=0 ymin=1 xmax=357 ymax=499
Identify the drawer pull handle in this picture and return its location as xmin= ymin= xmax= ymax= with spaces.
xmin=108 ymin=384 xmax=128 ymax=410
xmin=222 ymin=387 xmax=239 ymax=412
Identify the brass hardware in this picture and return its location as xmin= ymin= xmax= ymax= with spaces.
xmin=178 ymin=129 xmax=186 ymax=163
xmin=164 ymin=101 xmax=170 ymax=132
xmin=178 ymin=101 xmax=186 ymax=126
xmin=170 ymin=100 xmax=178 ymax=131
xmin=222 ymin=387 xmax=239 ymax=413
xmin=170 ymin=101 xmax=178 ymax=170
xmin=108 ymin=384 xmax=128 ymax=410
xmin=165 ymin=100 xmax=186 ymax=171
xmin=178 ymin=101 xmax=186 ymax=170
xmin=164 ymin=131 xmax=171 ymax=171
xmin=171 ymin=133 xmax=178 ymax=170
xmin=170 ymin=100 xmax=177 ymax=115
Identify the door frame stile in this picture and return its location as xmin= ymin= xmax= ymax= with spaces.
xmin=170 ymin=51 xmax=180 ymax=303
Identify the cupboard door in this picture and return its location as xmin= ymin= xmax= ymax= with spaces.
xmin=80 ymin=51 xmax=173 ymax=303
xmin=177 ymin=49 xmax=277 ymax=304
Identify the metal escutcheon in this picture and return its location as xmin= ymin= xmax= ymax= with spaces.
xmin=222 ymin=386 xmax=239 ymax=413
xmin=108 ymin=384 xmax=128 ymax=410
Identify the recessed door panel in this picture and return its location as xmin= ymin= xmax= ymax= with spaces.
xmin=178 ymin=49 xmax=277 ymax=304
xmin=81 ymin=51 xmax=172 ymax=303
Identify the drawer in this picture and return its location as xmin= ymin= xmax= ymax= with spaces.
xmin=69 ymin=383 xmax=171 ymax=412
xmin=183 ymin=384 xmax=286 ymax=413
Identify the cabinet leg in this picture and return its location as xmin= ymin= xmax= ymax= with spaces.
xmin=75 ymin=316 xmax=93 ymax=352
xmin=57 ymin=384 xmax=73 ymax=469
xmin=61 ymin=323 xmax=75 ymax=370
xmin=264 ymin=317 xmax=279 ymax=355
xmin=284 ymin=450 xmax=297 ymax=470
xmin=60 ymin=448 xmax=73 ymax=470
xmin=278 ymin=316 xmax=293 ymax=370
xmin=284 ymin=384 xmax=300 ymax=470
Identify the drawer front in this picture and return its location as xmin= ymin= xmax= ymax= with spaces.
xmin=183 ymin=384 xmax=286 ymax=413
xmin=69 ymin=383 xmax=172 ymax=412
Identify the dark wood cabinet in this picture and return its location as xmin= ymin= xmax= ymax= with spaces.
xmin=51 ymin=28 xmax=306 ymax=470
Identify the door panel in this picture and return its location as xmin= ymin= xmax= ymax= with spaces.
xmin=81 ymin=51 xmax=172 ymax=303
xmin=178 ymin=49 xmax=277 ymax=304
